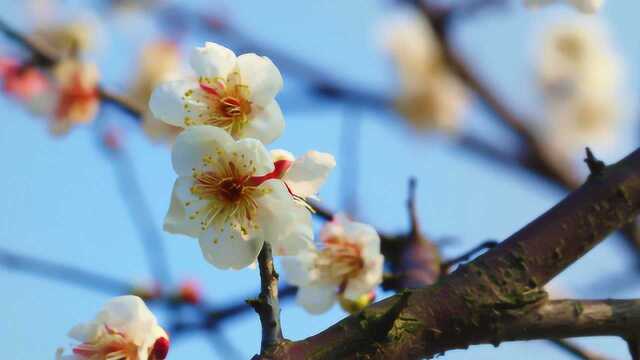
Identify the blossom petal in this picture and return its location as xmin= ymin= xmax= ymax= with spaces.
xmin=164 ymin=182 xmax=201 ymax=238
xmin=149 ymin=80 xmax=199 ymax=128
xmin=190 ymin=42 xmax=237 ymax=79
xmin=171 ymin=125 xmax=234 ymax=176
xmin=256 ymin=180 xmax=314 ymax=256
xmin=270 ymin=149 xmax=295 ymax=162
xmin=343 ymin=255 xmax=384 ymax=301
xmin=296 ymin=284 xmax=336 ymax=314
xmin=281 ymin=250 xmax=318 ymax=286
xmin=284 ymin=150 xmax=336 ymax=198
xmin=198 ymin=222 xmax=264 ymax=270
xmin=241 ymin=100 xmax=285 ymax=145
xmin=94 ymin=296 xmax=158 ymax=345
xmin=226 ymin=137 xmax=274 ymax=177
xmin=237 ymin=53 xmax=283 ymax=106
xmin=343 ymin=220 xmax=381 ymax=258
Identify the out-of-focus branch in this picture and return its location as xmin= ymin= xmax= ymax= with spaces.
xmin=98 ymin=131 xmax=172 ymax=284
xmin=247 ymin=243 xmax=285 ymax=354
xmin=0 ymin=246 xmax=130 ymax=294
xmin=0 ymin=243 xmax=297 ymax=339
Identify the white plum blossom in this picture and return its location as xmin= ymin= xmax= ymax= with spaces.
xmin=150 ymin=42 xmax=284 ymax=144
xmin=524 ymin=0 xmax=604 ymax=13
xmin=282 ymin=215 xmax=384 ymax=314
xmin=56 ymin=295 xmax=169 ymax=360
xmin=534 ymin=20 xmax=624 ymax=155
xmin=164 ymin=126 xmax=317 ymax=269
xmin=380 ymin=10 xmax=467 ymax=132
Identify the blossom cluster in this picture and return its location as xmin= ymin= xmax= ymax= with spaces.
xmin=149 ymin=41 xmax=385 ymax=313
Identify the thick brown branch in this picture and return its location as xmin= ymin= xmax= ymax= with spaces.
xmin=269 ymin=146 xmax=640 ymax=359
xmin=248 ymin=243 xmax=285 ymax=354
xmin=498 ymin=300 xmax=640 ymax=342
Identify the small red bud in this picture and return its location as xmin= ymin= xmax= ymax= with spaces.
xmin=178 ymin=280 xmax=201 ymax=304
xmin=151 ymin=337 xmax=170 ymax=360
xmin=103 ymin=127 xmax=124 ymax=151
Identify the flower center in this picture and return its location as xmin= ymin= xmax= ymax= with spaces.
xmin=191 ymin=72 xmax=252 ymax=137
xmin=315 ymin=236 xmax=364 ymax=284
xmin=216 ymin=177 xmax=246 ymax=203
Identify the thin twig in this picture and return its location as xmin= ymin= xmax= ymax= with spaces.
xmin=204 ymin=330 xmax=244 ymax=360
xmin=339 ymin=105 xmax=362 ymax=217
xmin=407 ymin=177 xmax=420 ymax=241
xmin=247 ymin=243 xmax=284 ymax=354
xmin=101 ymin=136 xmax=173 ymax=285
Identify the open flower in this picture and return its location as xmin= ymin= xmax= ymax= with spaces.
xmin=30 ymin=59 xmax=100 ymax=135
xmin=282 ymin=215 xmax=384 ymax=314
xmin=56 ymin=295 xmax=169 ymax=360
xmin=380 ymin=10 xmax=467 ymax=132
xmin=164 ymin=126 xmax=314 ymax=269
xmin=524 ymin=0 xmax=604 ymax=13
xmin=150 ymin=42 xmax=284 ymax=144
xmin=534 ymin=20 xmax=624 ymax=155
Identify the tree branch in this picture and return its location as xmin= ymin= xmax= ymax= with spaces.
xmin=248 ymin=243 xmax=285 ymax=354
xmin=98 ymin=131 xmax=172 ymax=285
xmin=0 ymin=246 xmax=130 ymax=294
xmin=266 ymin=146 xmax=640 ymax=358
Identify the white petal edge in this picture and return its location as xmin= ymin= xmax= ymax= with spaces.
xmin=241 ymin=101 xmax=285 ymax=145
xmin=149 ymin=79 xmax=198 ymax=128
xmin=296 ymin=284 xmax=337 ymax=314
xmin=281 ymin=250 xmax=318 ymax=287
xmin=226 ymin=137 xmax=275 ymax=177
xmin=190 ymin=42 xmax=237 ymax=79
xmin=164 ymin=182 xmax=202 ymax=238
xmin=237 ymin=53 xmax=283 ymax=106
xmin=198 ymin=223 xmax=264 ymax=270
xmin=171 ymin=125 xmax=235 ymax=176
xmin=256 ymin=180 xmax=314 ymax=256
xmin=284 ymin=150 xmax=336 ymax=198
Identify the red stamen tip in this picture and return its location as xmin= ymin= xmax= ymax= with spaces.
xmin=152 ymin=337 xmax=170 ymax=360
xmin=199 ymin=83 xmax=221 ymax=97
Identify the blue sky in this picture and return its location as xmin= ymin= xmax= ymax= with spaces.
xmin=1 ymin=0 xmax=640 ymax=359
